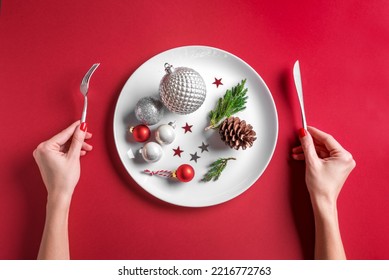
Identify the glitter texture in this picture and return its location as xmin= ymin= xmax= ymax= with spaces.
xmin=135 ymin=97 xmax=164 ymax=125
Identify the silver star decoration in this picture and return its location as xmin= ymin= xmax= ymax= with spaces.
xmin=198 ymin=142 xmax=209 ymax=153
xmin=190 ymin=152 xmax=201 ymax=163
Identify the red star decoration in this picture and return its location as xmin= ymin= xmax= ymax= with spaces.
xmin=173 ymin=146 xmax=184 ymax=157
xmin=212 ymin=78 xmax=223 ymax=88
xmin=182 ymin=122 xmax=193 ymax=133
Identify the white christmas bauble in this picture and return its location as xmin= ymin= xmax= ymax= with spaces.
xmin=155 ymin=122 xmax=176 ymax=145
xmin=140 ymin=142 xmax=163 ymax=163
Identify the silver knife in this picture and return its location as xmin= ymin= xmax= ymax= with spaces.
xmin=293 ymin=60 xmax=307 ymax=130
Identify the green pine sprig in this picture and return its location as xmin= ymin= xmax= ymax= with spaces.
xmin=201 ymin=157 xmax=236 ymax=182
xmin=205 ymin=79 xmax=248 ymax=130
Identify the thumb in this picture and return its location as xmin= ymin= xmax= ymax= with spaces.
xmin=68 ymin=122 xmax=87 ymax=158
xmin=298 ymin=128 xmax=318 ymax=165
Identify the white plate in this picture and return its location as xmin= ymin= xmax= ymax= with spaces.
xmin=113 ymin=46 xmax=278 ymax=207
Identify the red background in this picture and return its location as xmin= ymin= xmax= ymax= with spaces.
xmin=1 ymin=0 xmax=388 ymax=259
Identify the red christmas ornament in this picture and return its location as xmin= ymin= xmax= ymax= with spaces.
xmin=143 ymin=164 xmax=195 ymax=183
xmin=174 ymin=164 xmax=195 ymax=182
xmin=129 ymin=124 xmax=150 ymax=142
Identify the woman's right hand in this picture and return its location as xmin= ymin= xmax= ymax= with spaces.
xmin=292 ymin=126 xmax=356 ymax=207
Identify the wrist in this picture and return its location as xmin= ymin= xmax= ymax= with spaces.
xmin=47 ymin=192 xmax=72 ymax=210
xmin=310 ymin=193 xmax=338 ymax=218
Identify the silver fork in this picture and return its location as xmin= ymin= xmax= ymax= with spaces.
xmin=80 ymin=63 xmax=100 ymax=123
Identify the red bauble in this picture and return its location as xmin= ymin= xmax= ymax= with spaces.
xmin=175 ymin=164 xmax=195 ymax=183
xmin=130 ymin=124 xmax=150 ymax=142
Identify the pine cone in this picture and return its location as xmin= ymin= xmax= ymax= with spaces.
xmin=219 ymin=116 xmax=257 ymax=150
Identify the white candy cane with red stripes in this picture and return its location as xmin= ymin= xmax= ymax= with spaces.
xmin=143 ymin=169 xmax=173 ymax=178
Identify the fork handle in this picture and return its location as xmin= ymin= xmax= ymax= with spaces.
xmin=81 ymin=96 xmax=88 ymax=123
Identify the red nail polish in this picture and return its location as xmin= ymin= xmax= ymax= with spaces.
xmin=298 ymin=128 xmax=306 ymax=138
xmin=80 ymin=122 xmax=87 ymax=132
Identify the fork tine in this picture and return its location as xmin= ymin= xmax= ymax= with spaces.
xmin=80 ymin=63 xmax=100 ymax=94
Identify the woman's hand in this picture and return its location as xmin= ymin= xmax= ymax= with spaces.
xmin=33 ymin=121 xmax=92 ymax=204
xmin=292 ymin=126 xmax=355 ymax=259
xmin=34 ymin=121 xmax=92 ymax=259
xmin=292 ymin=126 xmax=356 ymax=207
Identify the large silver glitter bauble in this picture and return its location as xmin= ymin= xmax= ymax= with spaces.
xmin=135 ymin=97 xmax=164 ymax=125
xmin=159 ymin=63 xmax=206 ymax=115
xmin=140 ymin=142 xmax=163 ymax=163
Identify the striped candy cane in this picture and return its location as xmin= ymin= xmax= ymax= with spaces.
xmin=143 ymin=169 xmax=173 ymax=178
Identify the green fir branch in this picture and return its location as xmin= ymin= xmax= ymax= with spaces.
xmin=201 ymin=157 xmax=236 ymax=182
xmin=206 ymin=79 xmax=248 ymax=130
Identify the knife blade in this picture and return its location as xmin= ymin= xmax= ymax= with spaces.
xmin=293 ymin=60 xmax=307 ymax=130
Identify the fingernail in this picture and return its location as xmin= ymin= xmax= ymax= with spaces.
xmin=298 ymin=128 xmax=306 ymax=138
xmin=80 ymin=122 xmax=87 ymax=132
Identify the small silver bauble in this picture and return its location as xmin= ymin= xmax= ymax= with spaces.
xmin=159 ymin=63 xmax=206 ymax=115
xmin=135 ymin=97 xmax=164 ymax=125
xmin=155 ymin=121 xmax=176 ymax=145
xmin=139 ymin=142 xmax=163 ymax=163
